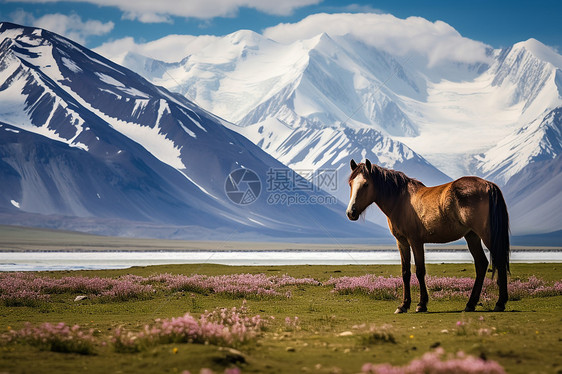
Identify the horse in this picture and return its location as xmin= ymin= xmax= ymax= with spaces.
xmin=346 ymin=159 xmax=510 ymax=314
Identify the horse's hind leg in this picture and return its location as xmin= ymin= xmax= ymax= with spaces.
xmin=480 ymin=237 xmax=508 ymax=312
xmin=465 ymin=231 xmax=489 ymax=312
xmin=494 ymin=266 xmax=508 ymax=312
xmin=412 ymin=243 xmax=428 ymax=312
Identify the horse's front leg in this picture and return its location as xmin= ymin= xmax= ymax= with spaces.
xmin=395 ymin=239 xmax=411 ymax=314
xmin=412 ymin=243 xmax=428 ymax=312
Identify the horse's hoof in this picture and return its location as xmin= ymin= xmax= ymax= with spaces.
xmin=394 ymin=306 xmax=408 ymax=314
xmin=464 ymin=305 xmax=476 ymax=312
xmin=415 ymin=305 xmax=427 ymax=313
xmin=493 ymin=304 xmax=505 ymax=312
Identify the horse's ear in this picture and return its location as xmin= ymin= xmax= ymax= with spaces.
xmin=350 ymin=159 xmax=358 ymax=171
xmin=365 ymin=159 xmax=372 ymax=173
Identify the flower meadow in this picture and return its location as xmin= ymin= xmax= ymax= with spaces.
xmin=5 ymin=322 xmax=97 ymax=355
xmin=361 ymin=347 xmax=506 ymax=374
xmin=325 ymin=274 xmax=562 ymax=302
xmin=4 ymin=302 xmax=266 ymax=355
xmin=1 ymin=272 xmax=559 ymax=307
xmin=149 ymin=272 xmax=320 ymax=298
xmin=112 ymin=302 xmax=267 ymax=352
xmin=182 ymin=369 xmax=242 ymax=374
xmin=0 ymin=265 xmax=560 ymax=373
xmin=3 ymin=317 xmax=511 ymax=373
xmin=0 ymin=272 xmax=321 ymax=305
xmin=0 ymin=272 xmax=155 ymax=305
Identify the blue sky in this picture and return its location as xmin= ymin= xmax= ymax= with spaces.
xmin=1 ymin=0 xmax=560 ymax=51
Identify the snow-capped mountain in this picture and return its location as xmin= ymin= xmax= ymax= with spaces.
xmin=491 ymin=39 xmax=562 ymax=115
xmin=479 ymin=107 xmax=562 ymax=235
xmin=116 ymin=30 xmax=451 ymax=221
xmin=477 ymin=107 xmax=562 ymax=185
xmin=108 ymin=28 xmax=562 ymax=239
xmin=474 ymin=41 xmax=562 ymax=183
xmin=118 ymin=31 xmax=425 ymax=137
xmin=0 ymin=22 xmax=388 ymax=240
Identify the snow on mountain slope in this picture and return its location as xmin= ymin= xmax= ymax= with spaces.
xmin=394 ymin=40 xmax=562 ymax=178
xmin=476 ymin=107 xmax=562 ymax=184
xmin=232 ymin=118 xmax=448 ymax=195
xmin=0 ymin=22 xmax=385 ymax=239
xmin=501 ymin=153 xmax=562 ymax=235
xmin=477 ymin=108 xmax=562 ymax=235
xmin=230 ymin=118 xmax=449 ymax=227
xmin=240 ymin=33 xmax=422 ymax=137
xmin=0 ymin=120 xmax=213 ymax=224
xmin=109 ymin=30 xmax=562 ymax=180
xmin=121 ymin=30 xmax=312 ymax=126
xmin=492 ymin=39 xmax=562 ymax=113
xmin=117 ymin=31 xmax=422 ymax=138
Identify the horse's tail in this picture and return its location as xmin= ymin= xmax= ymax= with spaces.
xmin=488 ymin=183 xmax=510 ymax=274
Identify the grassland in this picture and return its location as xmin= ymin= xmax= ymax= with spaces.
xmin=1 ymin=261 xmax=561 ymax=374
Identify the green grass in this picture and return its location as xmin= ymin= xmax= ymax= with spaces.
xmin=1 ymin=263 xmax=561 ymax=374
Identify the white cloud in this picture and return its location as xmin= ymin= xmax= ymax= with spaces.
xmin=121 ymin=11 xmax=173 ymax=24
xmin=94 ymin=34 xmax=220 ymax=64
xmin=263 ymin=13 xmax=491 ymax=67
xmin=95 ymin=12 xmax=492 ymax=69
xmin=10 ymin=10 xmax=114 ymax=45
xmin=325 ymin=4 xmax=383 ymax=14
xmin=92 ymin=37 xmax=137 ymax=63
xmin=5 ymin=0 xmax=322 ymax=23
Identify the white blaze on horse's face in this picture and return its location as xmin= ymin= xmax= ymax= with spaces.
xmin=347 ymin=173 xmax=369 ymax=221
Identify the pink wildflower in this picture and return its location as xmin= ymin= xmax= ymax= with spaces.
xmin=224 ymin=368 xmax=241 ymax=374
xmin=7 ymin=322 xmax=96 ymax=354
xmin=112 ymin=304 xmax=266 ymax=352
xmin=361 ymin=348 xmax=506 ymax=374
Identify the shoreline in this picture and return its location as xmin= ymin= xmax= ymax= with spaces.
xmin=1 ymin=225 xmax=560 ymax=253
xmin=2 ymin=249 xmax=561 ymax=273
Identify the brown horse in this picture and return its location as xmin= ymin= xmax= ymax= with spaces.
xmin=346 ymin=159 xmax=510 ymax=313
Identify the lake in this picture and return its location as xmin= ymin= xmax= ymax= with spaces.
xmin=1 ymin=250 xmax=561 ymax=271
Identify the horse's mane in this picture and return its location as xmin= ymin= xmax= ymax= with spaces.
xmin=349 ymin=163 xmax=424 ymax=199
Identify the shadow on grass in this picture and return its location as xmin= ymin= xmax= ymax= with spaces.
xmin=422 ymin=309 xmax=524 ymax=314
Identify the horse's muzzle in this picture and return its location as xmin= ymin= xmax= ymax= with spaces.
xmin=346 ymin=206 xmax=358 ymax=221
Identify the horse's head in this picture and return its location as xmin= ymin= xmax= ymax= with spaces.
xmin=346 ymin=158 xmax=375 ymax=221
